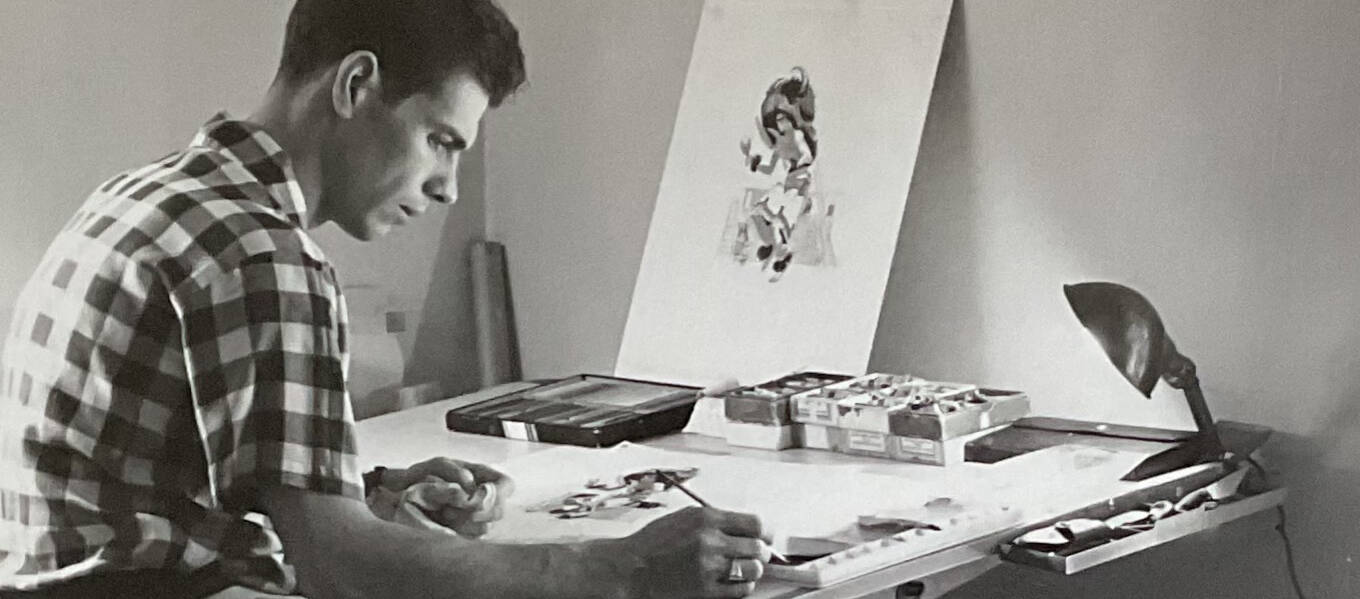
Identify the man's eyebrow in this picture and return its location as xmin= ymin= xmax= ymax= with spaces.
xmin=433 ymin=124 xmax=470 ymax=150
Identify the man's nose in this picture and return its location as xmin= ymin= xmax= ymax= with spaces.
xmin=423 ymin=179 xmax=456 ymax=205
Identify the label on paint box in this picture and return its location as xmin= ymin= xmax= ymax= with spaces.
xmin=846 ymin=430 xmax=888 ymax=453
xmin=896 ymin=436 xmax=938 ymax=458
xmin=794 ymin=398 xmax=834 ymax=424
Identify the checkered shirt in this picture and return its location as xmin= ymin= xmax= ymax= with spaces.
xmin=0 ymin=114 xmax=363 ymax=593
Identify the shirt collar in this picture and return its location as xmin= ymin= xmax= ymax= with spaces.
xmin=192 ymin=112 xmax=309 ymax=227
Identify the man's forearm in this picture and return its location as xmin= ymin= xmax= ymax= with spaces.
xmin=327 ymin=517 xmax=635 ymax=599
xmin=265 ymin=488 xmax=639 ymax=599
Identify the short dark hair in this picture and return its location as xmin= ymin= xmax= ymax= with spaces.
xmin=278 ymin=0 xmax=526 ymax=107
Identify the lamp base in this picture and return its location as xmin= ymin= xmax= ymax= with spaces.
xmin=1124 ymin=420 xmax=1275 ymax=481
xmin=1121 ymin=435 xmax=1219 ymax=481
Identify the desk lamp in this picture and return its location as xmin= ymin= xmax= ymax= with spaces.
xmin=1063 ymin=282 xmax=1227 ymax=480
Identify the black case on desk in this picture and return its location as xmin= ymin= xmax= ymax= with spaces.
xmin=445 ymin=374 xmax=700 ymax=447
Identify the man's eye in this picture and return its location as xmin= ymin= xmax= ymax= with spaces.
xmin=431 ymin=136 xmax=456 ymax=151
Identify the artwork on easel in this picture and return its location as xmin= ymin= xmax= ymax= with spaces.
xmin=616 ymin=0 xmax=954 ymax=386
xmin=721 ymin=66 xmax=836 ymax=281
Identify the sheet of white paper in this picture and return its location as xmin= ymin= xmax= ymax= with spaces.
xmin=482 ymin=442 xmax=1150 ymax=548
xmin=615 ymin=0 xmax=953 ymax=386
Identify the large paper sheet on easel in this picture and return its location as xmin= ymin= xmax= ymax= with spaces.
xmin=615 ymin=0 xmax=953 ymax=386
xmin=482 ymin=443 xmax=1149 ymax=549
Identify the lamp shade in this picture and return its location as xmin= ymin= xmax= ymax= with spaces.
xmin=1062 ymin=282 xmax=1177 ymax=398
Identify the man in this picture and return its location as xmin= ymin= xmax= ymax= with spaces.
xmin=0 ymin=1 xmax=770 ymax=597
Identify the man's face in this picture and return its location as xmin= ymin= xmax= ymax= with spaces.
xmin=321 ymin=71 xmax=490 ymax=240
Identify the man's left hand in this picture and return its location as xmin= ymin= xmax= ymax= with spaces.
xmin=371 ymin=457 xmax=514 ymax=538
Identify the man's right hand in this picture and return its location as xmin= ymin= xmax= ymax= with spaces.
xmin=608 ymin=506 xmax=772 ymax=599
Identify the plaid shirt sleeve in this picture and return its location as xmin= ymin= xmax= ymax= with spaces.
xmin=177 ymin=248 xmax=362 ymax=513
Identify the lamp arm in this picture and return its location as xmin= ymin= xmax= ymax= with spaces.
xmin=1162 ymin=352 xmax=1197 ymax=389
xmin=1163 ymin=354 xmax=1225 ymax=457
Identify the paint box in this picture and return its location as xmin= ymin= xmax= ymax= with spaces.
xmin=798 ymin=424 xmax=968 ymax=466
xmin=895 ymin=387 xmax=1031 ymax=440
xmin=799 ymin=423 xmax=835 ymax=450
xmin=790 ymin=373 xmax=921 ymax=427
xmin=721 ymin=371 xmax=852 ymax=425
xmin=723 ymin=420 xmax=801 ymax=450
xmin=794 ymin=374 xmax=1030 ymax=440
xmin=857 ymin=379 xmax=989 ymax=438
xmin=445 ymin=374 xmax=700 ymax=447
xmin=838 ymin=427 xmax=955 ymax=466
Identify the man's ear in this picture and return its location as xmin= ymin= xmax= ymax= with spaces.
xmin=331 ymin=51 xmax=382 ymax=119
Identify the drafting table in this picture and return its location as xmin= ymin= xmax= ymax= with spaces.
xmin=212 ymin=382 xmax=1281 ymax=599
xmin=354 ymin=383 xmax=1281 ymax=599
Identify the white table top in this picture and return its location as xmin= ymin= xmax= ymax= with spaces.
xmin=205 ymin=383 xmax=1264 ymax=599
xmin=351 ymin=383 xmax=1218 ymax=599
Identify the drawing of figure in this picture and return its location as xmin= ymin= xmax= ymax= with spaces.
xmin=723 ymin=66 xmax=836 ymax=282
xmin=527 ymin=468 xmax=700 ymax=520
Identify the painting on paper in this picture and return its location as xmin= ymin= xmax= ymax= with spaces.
xmin=616 ymin=0 xmax=953 ymax=386
xmin=527 ymin=467 xmax=699 ymax=521
xmin=721 ymin=66 xmax=836 ymax=282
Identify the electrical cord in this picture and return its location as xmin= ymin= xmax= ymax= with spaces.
xmin=1242 ymin=456 xmax=1307 ymax=599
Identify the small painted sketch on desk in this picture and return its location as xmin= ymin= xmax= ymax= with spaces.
xmin=1070 ymin=447 xmax=1120 ymax=470
xmin=784 ymin=512 xmax=949 ymax=559
xmin=789 ymin=496 xmax=975 ymax=555
xmin=923 ymin=496 xmax=964 ymax=515
xmin=527 ymin=467 xmax=699 ymax=520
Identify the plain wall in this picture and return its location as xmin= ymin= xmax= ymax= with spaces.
xmin=0 ymin=1 xmax=486 ymax=417
xmin=486 ymin=0 xmax=705 ymax=378
xmin=0 ymin=0 xmax=289 ymax=323
xmin=485 ymin=1 xmax=1359 ymax=597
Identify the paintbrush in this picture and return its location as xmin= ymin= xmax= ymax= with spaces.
xmin=653 ymin=469 xmax=790 ymax=564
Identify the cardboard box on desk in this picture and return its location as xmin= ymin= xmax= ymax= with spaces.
xmin=894 ymin=387 xmax=1031 ymax=439
xmin=791 ymin=373 xmax=920 ymax=427
xmin=723 ymin=419 xmax=802 ymax=450
xmin=721 ymin=371 xmax=852 ymax=425
xmin=794 ymin=375 xmax=1031 ymax=440
xmin=801 ymin=423 xmax=967 ymax=466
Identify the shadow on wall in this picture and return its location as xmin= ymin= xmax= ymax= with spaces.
xmin=875 ymin=0 xmax=1360 ymax=596
xmin=869 ymin=0 xmax=985 ymax=381
xmin=340 ymin=141 xmax=489 ymax=418
xmin=1275 ymin=320 xmax=1360 ymax=597
xmin=409 ymin=142 xmax=490 ymax=401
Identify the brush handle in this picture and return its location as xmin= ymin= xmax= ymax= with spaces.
xmin=655 ymin=471 xmax=794 ymax=563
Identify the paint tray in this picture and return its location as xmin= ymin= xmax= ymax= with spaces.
xmin=997 ymin=464 xmax=1285 ymax=575
xmin=793 ymin=374 xmax=1030 ymax=440
xmin=721 ymin=371 xmax=853 ymax=425
xmin=445 ymin=374 xmax=700 ymax=447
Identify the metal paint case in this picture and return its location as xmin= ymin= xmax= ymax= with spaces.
xmin=445 ymin=374 xmax=701 ymax=447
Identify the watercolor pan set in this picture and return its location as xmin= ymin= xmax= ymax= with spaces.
xmin=721 ymin=371 xmax=853 ymax=425
xmin=791 ymin=374 xmax=1030 ymax=440
xmin=445 ymin=375 xmax=700 ymax=447
xmin=769 ymin=503 xmax=1025 ymax=587
xmin=800 ymin=423 xmax=966 ymax=466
